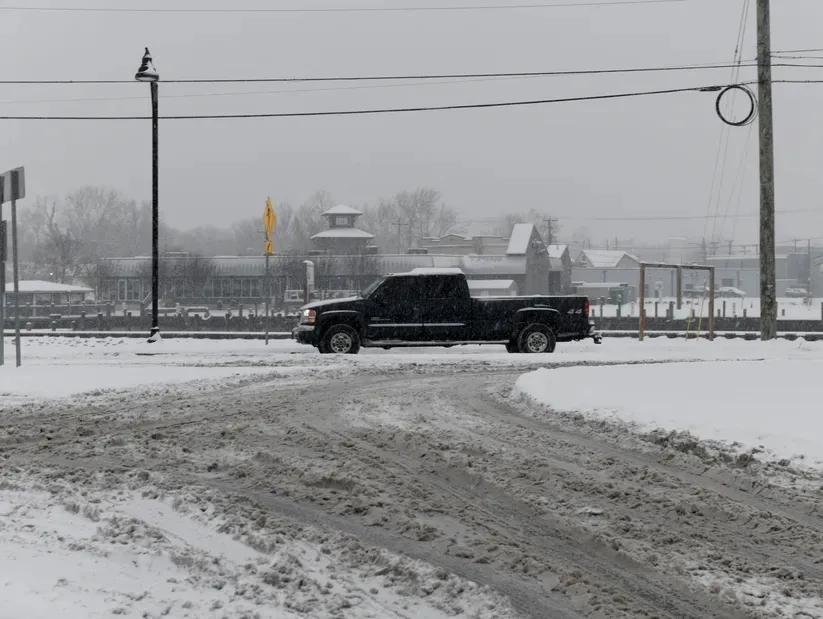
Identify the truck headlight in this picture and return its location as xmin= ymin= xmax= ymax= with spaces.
xmin=303 ymin=309 xmax=316 ymax=325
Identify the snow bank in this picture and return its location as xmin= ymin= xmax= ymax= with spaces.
xmin=513 ymin=359 xmax=823 ymax=469
xmin=0 ymin=365 xmax=280 ymax=406
xmin=0 ymin=472 xmax=522 ymax=619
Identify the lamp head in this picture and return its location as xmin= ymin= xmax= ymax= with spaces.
xmin=135 ymin=47 xmax=159 ymax=82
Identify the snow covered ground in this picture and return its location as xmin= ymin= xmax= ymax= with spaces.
xmin=0 ymin=469 xmax=518 ymax=619
xmin=4 ymin=334 xmax=823 ymax=404
xmin=514 ymin=359 xmax=823 ymax=472
xmin=4 ymin=335 xmax=823 ymax=618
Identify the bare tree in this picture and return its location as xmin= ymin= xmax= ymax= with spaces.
xmin=25 ymin=197 xmax=85 ymax=283
xmin=313 ymin=255 xmax=338 ymax=291
xmin=345 ymin=251 xmax=383 ymax=289
xmin=170 ymin=254 xmax=216 ymax=299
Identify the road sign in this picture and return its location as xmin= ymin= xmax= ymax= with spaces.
xmin=0 ymin=167 xmax=25 ymax=203
xmin=264 ymin=239 xmax=273 ymax=255
xmin=263 ymin=197 xmax=275 ymax=239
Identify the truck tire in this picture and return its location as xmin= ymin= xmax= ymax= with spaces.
xmin=318 ymin=325 xmax=361 ymax=355
xmin=517 ymin=324 xmax=556 ymax=354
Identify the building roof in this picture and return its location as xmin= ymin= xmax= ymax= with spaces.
xmin=5 ymin=280 xmax=93 ymax=294
xmin=506 ymin=223 xmax=536 ymax=256
xmin=547 ymin=244 xmax=568 ymax=259
xmin=578 ymin=250 xmax=638 ymax=268
xmin=407 ymin=267 xmax=464 ymax=276
xmin=708 ymin=254 xmax=788 ymax=261
xmin=311 ymin=228 xmax=375 ymax=240
xmin=322 ymin=205 xmax=363 ymax=216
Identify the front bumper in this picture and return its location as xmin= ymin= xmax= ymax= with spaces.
xmin=292 ymin=324 xmax=317 ymax=345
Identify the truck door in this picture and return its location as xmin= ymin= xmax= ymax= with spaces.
xmin=422 ymin=275 xmax=471 ymax=341
xmin=363 ymin=276 xmax=424 ymax=341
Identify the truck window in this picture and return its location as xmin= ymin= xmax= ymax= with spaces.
xmin=370 ymin=276 xmax=424 ymax=306
xmin=425 ymin=275 xmax=467 ymax=300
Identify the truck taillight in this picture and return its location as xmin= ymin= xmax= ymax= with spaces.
xmin=583 ymin=298 xmax=590 ymax=316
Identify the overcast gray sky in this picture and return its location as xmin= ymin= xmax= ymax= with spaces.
xmin=1 ymin=0 xmax=822 ymax=247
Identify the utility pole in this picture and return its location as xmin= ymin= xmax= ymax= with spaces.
xmin=808 ymin=238 xmax=813 ymax=295
xmin=392 ymin=222 xmax=409 ymax=254
xmin=543 ymin=217 xmax=557 ymax=246
xmin=757 ymin=0 xmax=777 ymax=340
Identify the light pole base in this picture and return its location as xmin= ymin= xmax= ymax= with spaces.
xmin=147 ymin=328 xmax=161 ymax=344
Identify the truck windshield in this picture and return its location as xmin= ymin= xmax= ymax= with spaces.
xmin=359 ymin=276 xmax=387 ymax=298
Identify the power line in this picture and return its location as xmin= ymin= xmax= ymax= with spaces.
xmin=459 ymin=208 xmax=820 ymax=222
xmin=0 ymin=84 xmax=727 ymax=120
xmin=0 ymin=60 xmax=764 ymax=86
xmin=0 ymin=0 xmax=691 ymax=14
xmin=0 ymin=75 xmax=539 ymax=106
xmin=772 ymin=47 xmax=823 ymax=54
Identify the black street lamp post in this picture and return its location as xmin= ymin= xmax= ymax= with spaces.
xmin=135 ymin=48 xmax=160 ymax=342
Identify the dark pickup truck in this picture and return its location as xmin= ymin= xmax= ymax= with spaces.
xmin=293 ymin=269 xmax=601 ymax=354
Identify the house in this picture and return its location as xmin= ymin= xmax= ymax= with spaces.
xmin=547 ymin=244 xmax=572 ymax=294
xmin=575 ymin=250 xmax=640 ymax=269
xmin=4 ymin=280 xmax=93 ymax=307
xmin=504 ymin=223 xmax=550 ymax=294
xmin=310 ymin=205 xmax=375 ymax=254
xmin=424 ymin=234 xmax=509 ymax=256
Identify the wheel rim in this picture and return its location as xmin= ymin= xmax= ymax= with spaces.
xmin=329 ymin=332 xmax=353 ymax=353
xmin=526 ymin=331 xmax=549 ymax=353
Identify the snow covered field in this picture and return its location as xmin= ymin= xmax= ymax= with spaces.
xmin=514 ymin=359 xmax=823 ymax=472
xmin=3 ymin=335 xmax=823 ymax=618
xmin=3 ymin=334 xmax=821 ymax=404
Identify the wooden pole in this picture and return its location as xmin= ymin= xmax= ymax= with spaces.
xmin=708 ymin=266 xmax=715 ymax=340
xmin=676 ymin=266 xmax=683 ymax=311
xmin=639 ymin=263 xmax=646 ymax=341
xmin=757 ymin=0 xmax=777 ymax=340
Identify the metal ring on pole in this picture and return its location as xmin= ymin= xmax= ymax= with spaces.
xmin=715 ymin=84 xmax=757 ymax=127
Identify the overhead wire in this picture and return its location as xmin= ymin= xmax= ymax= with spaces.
xmin=0 ymin=60 xmax=765 ymax=86
xmin=458 ymin=208 xmax=821 ymax=222
xmin=0 ymin=0 xmax=692 ymax=14
xmin=704 ymin=0 xmax=750 ymax=254
xmin=0 ymin=84 xmax=739 ymax=120
xmin=0 ymin=74 xmax=545 ymax=106
xmin=712 ymin=0 xmax=752 ymax=246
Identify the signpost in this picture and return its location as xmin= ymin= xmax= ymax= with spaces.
xmin=0 ymin=166 xmax=25 ymax=367
xmin=303 ymin=260 xmax=315 ymax=305
xmin=263 ymin=197 xmax=275 ymax=345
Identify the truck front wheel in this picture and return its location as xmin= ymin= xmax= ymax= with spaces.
xmin=318 ymin=325 xmax=361 ymax=355
xmin=517 ymin=324 xmax=556 ymax=354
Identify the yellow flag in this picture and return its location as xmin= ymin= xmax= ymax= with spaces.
xmin=263 ymin=197 xmax=275 ymax=239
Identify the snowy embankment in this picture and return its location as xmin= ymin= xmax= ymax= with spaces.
xmin=2 ymin=334 xmax=821 ymax=407
xmin=0 ymin=469 xmax=520 ymax=619
xmin=513 ymin=357 xmax=823 ymax=472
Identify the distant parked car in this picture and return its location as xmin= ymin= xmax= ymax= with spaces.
xmin=716 ymin=287 xmax=747 ymax=298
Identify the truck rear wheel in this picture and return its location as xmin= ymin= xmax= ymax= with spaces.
xmin=318 ymin=325 xmax=361 ymax=355
xmin=517 ymin=324 xmax=556 ymax=354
